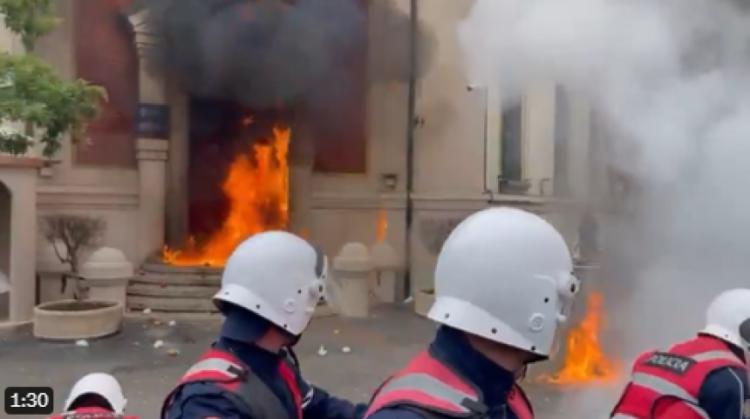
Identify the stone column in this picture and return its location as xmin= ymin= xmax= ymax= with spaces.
xmin=524 ymin=82 xmax=556 ymax=196
xmin=568 ymin=96 xmax=592 ymax=200
xmin=131 ymin=10 xmax=170 ymax=263
xmin=165 ymin=81 xmax=190 ymax=246
xmin=136 ymin=139 xmax=168 ymax=263
xmin=0 ymin=157 xmax=41 ymax=323
xmin=289 ymin=113 xmax=315 ymax=236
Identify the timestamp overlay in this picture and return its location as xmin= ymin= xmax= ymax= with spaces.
xmin=4 ymin=387 xmax=54 ymax=415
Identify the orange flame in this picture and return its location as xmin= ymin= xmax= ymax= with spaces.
xmin=376 ymin=209 xmax=388 ymax=243
xmin=163 ymin=126 xmax=291 ymax=267
xmin=541 ymin=292 xmax=621 ymax=385
xmin=297 ymin=227 xmax=311 ymax=240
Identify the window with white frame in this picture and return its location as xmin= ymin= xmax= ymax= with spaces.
xmin=487 ymin=83 xmax=581 ymax=197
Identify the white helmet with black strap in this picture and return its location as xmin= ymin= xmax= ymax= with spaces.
xmin=702 ymin=288 xmax=750 ymax=352
xmin=64 ymin=373 xmax=127 ymax=414
xmin=214 ymin=231 xmax=328 ymax=336
xmin=427 ymin=207 xmax=579 ymax=360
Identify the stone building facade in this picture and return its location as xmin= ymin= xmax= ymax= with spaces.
xmin=0 ymin=0 xmax=609 ymax=323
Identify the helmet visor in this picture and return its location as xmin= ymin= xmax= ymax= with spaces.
xmin=311 ymin=246 xmax=328 ymax=304
xmin=557 ymin=272 xmax=581 ymax=323
xmin=739 ymin=317 xmax=750 ymax=351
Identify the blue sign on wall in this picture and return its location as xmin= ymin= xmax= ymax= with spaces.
xmin=136 ymin=104 xmax=170 ymax=139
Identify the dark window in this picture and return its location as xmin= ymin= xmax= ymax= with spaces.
xmin=311 ymin=2 xmax=367 ymax=173
xmin=501 ymin=103 xmax=523 ymax=181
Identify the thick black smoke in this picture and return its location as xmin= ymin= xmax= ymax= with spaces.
xmin=140 ymin=0 xmax=434 ymax=108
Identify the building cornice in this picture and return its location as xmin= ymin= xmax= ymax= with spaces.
xmin=37 ymin=185 xmax=139 ymax=210
xmin=311 ymin=193 xmax=407 ymax=210
xmin=310 ymin=191 xmax=581 ymax=212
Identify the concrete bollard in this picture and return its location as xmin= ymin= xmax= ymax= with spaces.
xmin=36 ymin=240 xmax=75 ymax=303
xmin=332 ymin=242 xmax=372 ymax=318
xmin=370 ymin=242 xmax=404 ymax=303
xmin=79 ymin=248 xmax=134 ymax=308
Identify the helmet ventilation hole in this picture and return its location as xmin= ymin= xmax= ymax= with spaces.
xmin=444 ymin=313 xmax=450 ymax=319
xmin=284 ymin=324 xmax=288 ymax=329
xmin=256 ymin=304 xmax=261 ymax=310
xmin=531 ymin=346 xmax=537 ymax=351
xmin=491 ymin=328 xmax=497 ymax=334
xmin=544 ymin=297 xmax=550 ymax=303
xmin=298 ymin=289 xmax=302 ymax=294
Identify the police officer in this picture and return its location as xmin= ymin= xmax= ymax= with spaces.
xmin=162 ymin=231 xmax=366 ymax=419
xmin=365 ymin=207 xmax=580 ymax=419
xmin=50 ymin=372 xmax=138 ymax=418
xmin=611 ymin=288 xmax=750 ymax=419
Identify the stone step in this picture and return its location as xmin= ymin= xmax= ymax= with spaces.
xmin=141 ymin=261 xmax=222 ymax=276
xmin=128 ymin=283 xmax=218 ymax=298
xmin=128 ymin=296 xmax=219 ymax=313
xmin=130 ymin=272 xmax=221 ymax=287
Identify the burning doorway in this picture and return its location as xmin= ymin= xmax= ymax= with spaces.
xmin=163 ymin=99 xmax=291 ymax=267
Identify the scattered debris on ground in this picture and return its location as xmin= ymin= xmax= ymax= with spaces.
xmin=341 ymin=346 xmax=352 ymax=353
xmin=317 ymin=345 xmax=328 ymax=356
xmin=153 ymin=340 xmax=165 ymax=349
xmin=75 ymin=339 xmax=89 ymax=347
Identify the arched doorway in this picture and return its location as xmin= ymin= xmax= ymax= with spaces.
xmin=0 ymin=182 xmax=11 ymax=321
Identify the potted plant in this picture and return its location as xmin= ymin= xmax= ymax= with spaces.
xmin=41 ymin=215 xmax=106 ymax=300
xmin=34 ymin=215 xmax=127 ymax=340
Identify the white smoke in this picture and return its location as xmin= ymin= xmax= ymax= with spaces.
xmin=459 ymin=0 xmax=750 ymax=415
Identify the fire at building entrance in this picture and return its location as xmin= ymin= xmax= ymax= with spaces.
xmin=162 ymin=101 xmax=291 ymax=267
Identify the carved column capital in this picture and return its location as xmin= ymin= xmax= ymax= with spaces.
xmin=129 ymin=9 xmax=160 ymax=58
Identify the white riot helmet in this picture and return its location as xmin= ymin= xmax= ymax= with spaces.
xmin=701 ymin=288 xmax=750 ymax=351
xmin=428 ymin=207 xmax=579 ymax=359
xmin=64 ymin=373 xmax=127 ymax=413
xmin=214 ymin=231 xmax=327 ymax=336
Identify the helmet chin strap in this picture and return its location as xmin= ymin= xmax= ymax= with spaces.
xmin=739 ymin=318 xmax=750 ymax=370
xmin=288 ymin=332 xmax=302 ymax=347
xmin=515 ymin=365 xmax=528 ymax=381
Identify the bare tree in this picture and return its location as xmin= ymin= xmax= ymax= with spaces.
xmin=41 ymin=215 xmax=105 ymax=299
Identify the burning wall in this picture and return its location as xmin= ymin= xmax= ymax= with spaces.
xmin=139 ymin=0 xmax=435 ymax=173
xmin=136 ymin=0 xmax=436 ymax=267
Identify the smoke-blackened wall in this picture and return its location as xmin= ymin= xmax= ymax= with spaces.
xmin=140 ymin=0 xmax=434 ymax=108
xmin=143 ymin=0 xmax=365 ymax=107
